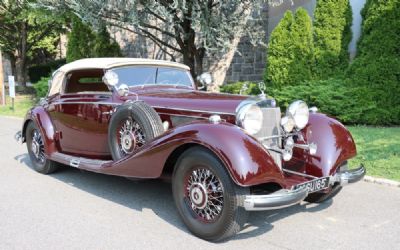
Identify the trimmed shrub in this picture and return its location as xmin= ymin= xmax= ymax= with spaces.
xmin=28 ymin=59 xmax=66 ymax=83
xmin=265 ymin=8 xmax=314 ymax=87
xmin=347 ymin=0 xmax=400 ymax=124
xmin=314 ymin=0 xmax=352 ymax=78
xmin=33 ymin=77 xmax=50 ymax=98
xmin=220 ymin=81 xmax=260 ymax=95
xmin=270 ymin=79 xmax=394 ymax=125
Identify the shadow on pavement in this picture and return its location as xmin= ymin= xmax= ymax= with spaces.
xmin=14 ymin=153 xmax=333 ymax=242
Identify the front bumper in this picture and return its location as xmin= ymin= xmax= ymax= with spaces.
xmin=243 ymin=165 xmax=366 ymax=211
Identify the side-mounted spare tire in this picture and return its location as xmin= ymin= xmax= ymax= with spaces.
xmin=108 ymin=101 xmax=164 ymax=160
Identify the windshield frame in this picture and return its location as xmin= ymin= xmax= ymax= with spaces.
xmin=107 ymin=65 xmax=195 ymax=89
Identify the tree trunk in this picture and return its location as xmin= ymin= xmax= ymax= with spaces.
xmin=15 ymin=22 xmax=28 ymax=87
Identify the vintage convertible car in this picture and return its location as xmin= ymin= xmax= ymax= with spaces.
xmin=16 ymin=58 xmax=365 ymax=241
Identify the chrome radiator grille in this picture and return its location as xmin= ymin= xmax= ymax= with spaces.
xmin=254 ymin=108 xmax=282 ymax=168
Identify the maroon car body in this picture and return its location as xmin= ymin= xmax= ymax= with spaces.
xmin=17 ymin=58 xmax=365 ymax=241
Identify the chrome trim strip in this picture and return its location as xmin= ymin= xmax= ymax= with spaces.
xmin=282 ymin=168 xmax=318 ymax=180
xmin=152 ymin=105 xmax=235 ymax=116
xmin=52 ymin=101 xmax=119 ymax=106
xmin=157 ymin=112 xmax=208 ymax=120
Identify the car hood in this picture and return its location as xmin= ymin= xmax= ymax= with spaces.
xmin=131 ymin=87 xmax=247 ymax=115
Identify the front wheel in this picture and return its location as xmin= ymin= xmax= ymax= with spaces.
xmin=172 ymin=147 xmax=249 ymax=241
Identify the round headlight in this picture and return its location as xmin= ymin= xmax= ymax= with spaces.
xmin=281 ymin=115 xmax=295 ymax=133
xmin=236 ymin=103 xmax=263 ymax=135
xmin=287 ymin=100 xmax=309 ymax=130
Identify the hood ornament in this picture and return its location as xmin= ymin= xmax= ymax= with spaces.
xmin=258 ymin=82 xmax=266 ymax=99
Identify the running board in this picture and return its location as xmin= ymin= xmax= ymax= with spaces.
xmin=51 ymin=152 xmax=112 ymax=170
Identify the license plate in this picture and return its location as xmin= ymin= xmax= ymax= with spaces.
xmin=294 ymin=177 xmax=330 ymax=193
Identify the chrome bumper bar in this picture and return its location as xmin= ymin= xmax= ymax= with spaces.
xmin=244 ymin=165 xmax=365 ymax=211
xmin=331 ymin=165 xmax=366 ymax=186
xmin=243 ymin=186 xmax=308 ymax=211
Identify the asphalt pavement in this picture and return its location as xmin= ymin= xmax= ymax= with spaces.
xmin=0 ymin=116 xmax=399 ymax=249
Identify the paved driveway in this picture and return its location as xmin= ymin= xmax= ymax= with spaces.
xmin=0 ymin=116 xmax=399 ymax=249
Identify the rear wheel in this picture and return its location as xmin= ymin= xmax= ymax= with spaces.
xmin=26 ymin=121 xmax=58 ymax=174
xmin=172 ymin=147 xmax=249 ymax=242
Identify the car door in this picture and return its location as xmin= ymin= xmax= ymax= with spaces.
xmin=47 ymin=69 xmax=116 ymax=159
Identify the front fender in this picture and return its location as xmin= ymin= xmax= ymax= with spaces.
xmin=103 ymin=121 xmax=285 ymax=187
xmin=299 ymin=113 xmax=357 ymax=177
xmin=22 ymin=106 xmax=58 ymax=156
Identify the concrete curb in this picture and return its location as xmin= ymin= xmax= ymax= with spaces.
xmin=364 ymin=175 xmax=400 ymax=187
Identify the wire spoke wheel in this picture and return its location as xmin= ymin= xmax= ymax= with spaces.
xmin=31 ymin=129 xmax=45 ymax=164
xmin=185 ymin=167 xmax=224 ymax=222
xmin=117 ymin=117 xmax=146 ymax=157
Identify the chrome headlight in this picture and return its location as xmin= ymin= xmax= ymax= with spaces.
xmin=287 ymin=100 xmax=309 ymax=130
xmin=236 ymin=103 xmax=263 ymax=135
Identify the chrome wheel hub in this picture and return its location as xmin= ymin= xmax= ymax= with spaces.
xmin=118 ymin=118 xmax=145 ymax=156
xmin=186 ymin=168 xmax=224 ymax=222
xmin=31 ymin=129 xmax=45 ymax=163
xmin=120 ymin=131 xmax=136 ymax=154
xmin=189 ymin=183 xmax=208 ymax=209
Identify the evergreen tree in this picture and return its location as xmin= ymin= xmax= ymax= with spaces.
xmin=264 ymin=11 xmax=293 ymax=87
xmin=265 ymin=8 xmax=314 ymax=87
xmin=290 ymin=9 xmax=314 ymax=84
xmin=66 ymin=16 xmax=96 ymax=63
xmin=314 ymin=0 xmax=352 ymax=78
xmin=93 ymin=26 xmax=122 ymax=57
xmin=67 ymin=17 xmax=122 ymax=62
xmin=347 ymin=0 xmax=400 ymax=124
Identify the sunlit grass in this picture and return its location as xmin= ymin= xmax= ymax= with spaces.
xmin=0 ymin=95 xmax=35 ymax=118
xmin=348 ymin=126 xmax=400 ymax=181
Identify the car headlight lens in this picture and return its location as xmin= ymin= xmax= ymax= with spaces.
xmin=236 ymin=103 xmax=263 ymax=135
xmin=287 ymin=100 xmax=309 ymax=130
xmin=280 ymin=115 xmax=295 ymax=133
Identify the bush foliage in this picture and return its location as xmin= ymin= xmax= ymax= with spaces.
xmin=219 ymin=81 xmax=260 ymax=95
xmin=314 ymin=0 xmax=352 ymax=78
xmin=33 ymin=77 xmax=50 ymax=98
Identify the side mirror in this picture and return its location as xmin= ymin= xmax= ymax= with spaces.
xmin=196 ymin=72 xmax=213 ymax=89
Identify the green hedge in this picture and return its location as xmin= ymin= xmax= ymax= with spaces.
xmin=33 ymin=77 xmax=50 ymax=98
xmin=28 ymin=59 xmax=66 ymax=83
xmin=219 ymin=81 xmax=260 ymax=95
xmin=221 ymin=79 xmax=394 ymax=125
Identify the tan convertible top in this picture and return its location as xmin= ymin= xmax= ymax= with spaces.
xmin=58 ymin=58 xmax=190 ymax=73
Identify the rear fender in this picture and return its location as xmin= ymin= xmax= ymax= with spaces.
xmin=22 ymin=107 xmax=58 ymax=156
xmin=102 ymin=121 xmax=285 ymax=187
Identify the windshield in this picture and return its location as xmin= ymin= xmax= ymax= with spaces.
xmin=109 ymin=66 xmax=194 ymax=87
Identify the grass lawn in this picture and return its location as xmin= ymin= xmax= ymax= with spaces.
xmin=0 ymin=95 xmax=398 ymax=181
xmin=0 ymin=94 xmax=35 ymax=118
xmin=348 ymin=126 xmax=400 ymax=181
